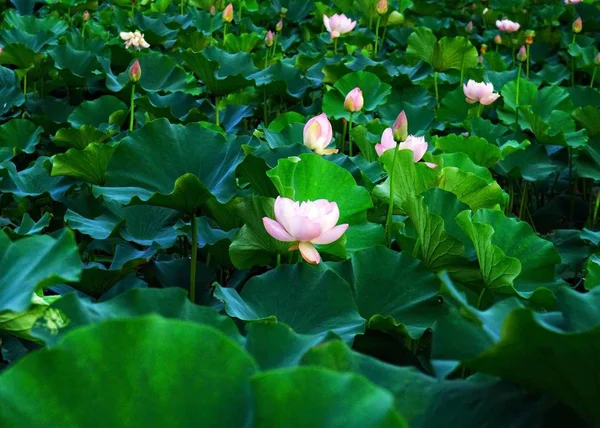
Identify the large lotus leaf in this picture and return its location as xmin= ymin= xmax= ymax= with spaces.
xmin=437 ymin=86 xmax=470 ymax=124
xmin=0 ymin=229 xmax=81 ymax=313
xmin=270 ymin=0 xmax=313 ymax=21
xmin=50 ymin=126 xmax=111 ymax=149
xmin=373 ymin=149 xmax=440 ymax=206
xmin=252 ymin=61 xmax=310 ymax=99
xmin=0 ymin=294 xmax=57 ymax=341
xmin=434 ymin=284 xmax=600 ymax=427
xmin=174 ymin=216 xmax=237 ymax=249
xmin=120 ymin=205 xmax=182 ymax=248
xmin=432 ymin=134 xmax=501 ymax=168
xmin=585 ymin=254 xmax=600 ymax=290
xmin=3 ymin=10 xmax=68 ymax=38
xmin=326 ymin=246 xmax=447 ymax=339
xmin=215 ymin=263 xmax=366 ymax=342
xmin=93 ymin=119 xmax=244 ymax=213
xmin=0 ymin=317 xmax=258 ymax=427
xmin=322 ymin=71 xmax=392 ymax=120
xmin=0 ymin=119 xmax=42 ymax=162
xmin=251 ymin=367 xmax=406 ymax=428
xmin=0 ymin=28 xmax=60 ymax=53
xmin=64 ymin=201 xmax=123 ymax=240
xmin=0 ymin=43 xmax=42 ymax=70
xmin=500 ymin=79 xmax=538 ymax=113
xmin=223 ymin=33 xmax=262 ymax=53
xmin=0 ymin=67 xmax=24 ymax=117
xmin=456 ymin=210 xmax=563 ymax=307
xmin=0 ymin=157 xmax=74 ymax=201
xmin=31 ymin=288 xmax=242 ymax=346
xmin=573 ymin=105 xmax=600 ymax=137
xmin=7 ymin=212 xmax=51 ymax=237
xmin=49 ymin=36 xmax=105 ymax=78
xmin=182 ymin=46 xmax=263 ymax=96
xmin=495 ymin=144 xmax=558 ymax=181
xmin=407 ymin=27 xmax=478 ymax=72
xmin=51 ymin=143 xmax=116 ymax=185
xmin=267 ymin=153 xmax=373 ymax=224
xmin=67 ymin=96 xmax=127 ymax=132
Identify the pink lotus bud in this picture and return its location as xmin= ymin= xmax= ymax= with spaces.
xmin=223 ymin=3 xmax=234 ymax=23
xmin=210 ymin=5 xmax=216 ymax=16
xmin=129 ymin=60 xmax=141 ymax=83
xmin=376 ymin=0 xmax=388 ymax=15
xmin=83 ymin=11 xmax=90 ymax=21
xmin=344 ymin=88 xmax=364 ymax=112
xmin=265 ymin=30 xmax=274 ymax=47
xmin=323 ymin=13 xmax=356 ymax=39
xmin=276 ymin=20 xmax=283 ymax=32
xmin=463 ymin=79 xmax=500 ymax=105
xmin=573 ymin=17 xmax=582 ymax=33
xmin=494 ymin=34 xmax=502 ymax=44
xmin=303 ymin=113 xmax=337 ymax=155
xmin=595 ymin=53 xmax=600 ymax=65
xmin=392 ymin=110 xmax=408 ymax=142
xmin=262 ymin=196 xmax=349 ymax=264
xmin=517 ymin=45 xmax=527 ymax=62
xmin=466 ymin=21 xmax=473 ymax=33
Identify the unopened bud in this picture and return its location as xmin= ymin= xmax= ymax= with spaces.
xmin=392 ymin=110 xmax=408 ymax=142
xmin=83 ymin=11 xmax=90 ymax=21
xmin=129 ymin=59 xmax=141 ymax=83
xmin=265 ymin=30 xmax=274 ymax=47
xmin=480 ymin=44 xmax=487 ymax=54
xmin=494 ymin=34 xmax=502 ymax=44
xmin=210 ymin=5 xmax=215 ymax=16
xmin=573 ymin=17 xmax=582 ymax=34
xmin=595 ymin=53 xmax=600 ymax=66
xmin=376 ymin=0 xmax=388 ymax=15
xmin=276 ymin=20 xmax=283 ymax=32
xmin=517 ymin=45 xmax=527 ymax=62
xmin=466 ymin=21 xmax=473 ymax=33
xmin=525 ymin=30 xmax=535 ymax=45
xmin=223 ymin=3 xmax=233 ymax=23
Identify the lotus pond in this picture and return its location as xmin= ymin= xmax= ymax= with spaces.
xmin=1 ymin=0 xmax=600 ymax=426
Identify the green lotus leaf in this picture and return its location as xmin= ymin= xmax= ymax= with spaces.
xmin=0 ymin=43 xmax=42 ymax=70
xmin=495 ymin=143 xmax=558 ymax=181
xmin=8 ymin=212 xmax=52 ymax=237
xmin=0 ymin=317 xmax=258 ymax=427
xmin=175 ymin=216 xmax=237 ymax=249
xmin=93 ymin=119 xmax=244 ymax=213
xmin=215 ymin=263 xmax=366 ymax=342
xmin=326 ymin=246 xmax=447 ymax=339
xmin=433 ymin=134 xmax=501 ymax=168
xmin=573 ymin=105 xmax=600 ymax=137
xmin=3 ymin=10 xmax=68 ymax=38
xmin=253 ymin=61 xmax=310 ymax=99
xmin=585 ymin=254 xmax=600 ymax=290
xmin=30 ymin=288 xmax=242 ymax=346
xmin=0 ymin=119 xmax=42 ymax=162
xmin=49 ymin=34 xmax=105 ymax=78
xmin=51 ymin=125 xmax=111 ymax=150
xmin=64 ymin=202 xmax=124 ymax=241
xmin=0 ymin=157 xmax=74 ymax=201
xmin=407 ymin=27 xmax=478 ymax=72
xmin=51 ymin=143 xmax=116 ymax=185
xmin=437 ymin=86 xmax=470 ymax=124
xmin=0 ymin=294 xmax=58 ymax=341
xmin=0 ymin=229 xmax=81 ymax=313
xmin=67 ymin=95 xmax=127 ymax=132
xmin=0 ymin=67 xmax=24 ymax=117
xmin=223 ymin=32 xmax=262 ymax=53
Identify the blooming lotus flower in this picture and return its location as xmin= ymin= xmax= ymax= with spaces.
xmin=376 ymin=0 xmax=388 ymax=15
xmin=265 ymin=30 xmax=274 ymax=47
xmin=223 ymin=3 xmax=234 ymax=23
xmin=344 ymin=87 xmax=364 ymax=112
xmin=573 ymin=17 xmax=582 ymax=33
xmin=463 ymin=80 xmax=500 ymax=105
xmin=565 ymin=0 xmax=582 ymax=4
xmin=120 ymin=31 xmax=150 ymax=50
xmin=375 ymin=129 xmax=436 ymax=168
xmin=304 ymin=113 xmax=338 ymax=155
xmin=495 ymin=19 xmax=520 ymax=32
xmin=129 ymin=60 xmax=141 ymax=83
xmin=262 ymin=197 xmax=349 ymax=264
xmin=392 ymin=110 xmax=408 ymax=142
xmin=323 ymin=13 xmax=356 ymax=39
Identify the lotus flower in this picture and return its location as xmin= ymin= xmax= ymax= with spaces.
xmin=83 ymin=10 xmax=90 ymax=21
xmin=375 ymin=129 xmax=436 ymax=168
xmin=595 ymin=53 xmax=600 ymax=65
xmin=565 ymin=0 xmax=582 ymax=4
xmin=304 ymin=114 xmax=337 ymax=155
xmin=344 ymin=87 xmax=364 ymax=112
xmin=120 ymin=31 xmax=150 ymax=50
xmin=463 ymin=80 xmax=500 ymax=105
xmin=223 ymin=3 xmax=234 ymax=22
xmin=494 ymin=34 xmax=502 ymax=44
xmin=517 ymin=45 xmax=527 ymax=62
xmin=129 ymin=60 xmax=141 ymax=83
xmin=262 ymin=197 xmax=349 ymax=264
xmin=392 ymin=110 xmax=408 ymax=142
xmin=495 ymin=19 xmax=520 ymax=32
xmin=466 ymin=21 xmax=473 ymax=33
xmin=376 ymin=0 xmax=388 ymax=15
xmin=265 ymin=30 xmax=274 ymax=47
xmin=573 ymin=17 xmax=582 ymax=33
xmin=323 ymin=13 xmax=356 ymax=39
xmin=276 ymin=20 xmax=283 ymax=32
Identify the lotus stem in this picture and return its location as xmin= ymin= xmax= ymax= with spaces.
xmin=180 ymin=0 xmax=184 ymax=15
xmin=209 ymin=18 xmax=213 ymax=45
xmin=264 ymin=48 xmax=269 ymax=69
xmin=23 ymin=71 xmax=27 ymax=96
xmin=206 ymin=252 xmax=211 ymax=267
xmin=512 ymin=47 xmax=516 ymax=66
xmin=380 ymin=19 xmax=388 ymax=54
xmin=272 ymin=33 xmax=278 ymax=57
xmin=476 ymin=288 xmax=487 ymax=309
xmin=223 ymin=23 xmax=228 ymax=40
xmin=518 ymin=180 xmax=528 ymax=219
xmin=334 ymin=38 xmax=338 ymax=55
xmin=239 ymin=1 xmax=242 ymax=20
xmin=477 ymin=103 xmax=483 ymax=118
xmin=569 ymin=147 xmax=575 ymax=224
xmin=81 ymin=22 xmax=86 ymax=38
xmin=276 ymin=253 xmax=281 ymax=267
xmin=215 ymin=96 xmax=220 ymax=126
xmin=515 ymin=63 xmax=522 ymax=128
xmin=433 ymin=71 xmax=439 ymax=109
xmin=526 ymin=45 xmax=530 ymax=78
xmin=190 ymin=214 xmax=198 ymax=303
xmin=263 ymin=88 xmax=268 ymax=125
xmin=591 ymin=67 xmax=598 ymax=88
xmin=348 ymin=112 xmax=354 ymax=157
xmin=460 ymin=36 xmax=468 ymax=84
xmin=374 ymin=16 xmax=381 ymax=59
xmin=385 ymin=147 xmax=400 ymax=247
xmin=341 ymin=119 xmax=347 ymax=154
xmin=592 ymin=189 xmax=600 ymax=228
xmin=129 ymin=82 xmax=135 ymax=132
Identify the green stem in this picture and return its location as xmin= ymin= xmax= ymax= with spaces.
xmin=272 ymin=34 xmax=278 ymax=57
xmin=264 ymin=48 xmax=269 ymax=69
xmin=180 ymin=0 xmax=184 ymax=15
xmin=223 ymin=23 xmax=228 ymax=41
xmin=515 ymin=63 xmax=522 ymax=128
xmin=571 ymin=35 xmax=577 ymax=87
xmin=374 ymin=16 xmax=381 ymax=59
xmin=81 ymin=22 xmax=86 ymax=38
xmin=572 ymin=33 xmax=576 ymax=45
xmin=569 ymin=147 xmax=575 ymax=224
xmin=276 ymin=253 xmax=281 ymax=267
xmin=477 ymin=103 xmax=483 ymax=118
xmin=215 ymin=96 xmax=220 ymax=126
xmin=239 ymin=1 xmax=242 ymax=20
xmin=23 ymin=71 xmax=27 ymax=97
xmin=433 ymin=71 xmax=439 ymax=109
xmin=518 ymin=181 xmax=528 ymax=219
xmin=206 ymin=251 xmax=211 ymax=267
xmin=263 ymin=87 xmax=268 ymax=126
xmin=380 ymin=20 xmax=388 ymax=54
xmin=189 ymin=214 xmax=198 ymax=303
xmin=334 ymin=38 xmax=338 ymax=55
xmin=476 ymin=288 xmax=487 ymax=310
xmin=591 ymin=67 xmax=597 ymax=88
xmin=526 ymin=45 xmax=530 ymax=78
xmin=507 ymin=179 xmax=514 ymax=214
xmin=512 ymin=47 xmax=516 ymax=66
xmin=385 ymin=147 xmax=400 ymax=247
xmin=348 ymin=112 xmax=354 ymax=157
xmin=130 ymin=2 xmax=134 ymax=19
xmin=129 ymin=82 xmax=135 ymax=132
xmin=341 ymin=119 xmax=347 ymax=154
xmin=592 ymin=189 xmax=600 ymax=228
xmin=209 ymin=18 xmax=213 ymax=45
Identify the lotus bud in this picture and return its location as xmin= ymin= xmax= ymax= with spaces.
xmin=517 ymin=45 xmax=527 ymax=62
xmin=471 ymin=2 xmax=476 ymax=10
xmin=0 ymin=47 xmax=3 ymax=56
xmin=494 ymin=34 xmax=502 ymax=44
xmin=265 ymin=30 xmax=274 ymax=47
xmin=525 ymin=30 xmax=535 ymax=45
xmin=344 ymin=88 xmax=364 ymax=112
xmin=223 ymin=3 xmax=234 ymax=23
xmin=595 ymin=53 xmax=600 ymax=66
xmin=392 ymin=110 xmax=408 ymax=142
xmin=573 ymin=17 xmax=582 ymax=33
xmin=480 ymin=44 xmax=488 ymax=54
xmin=276 ymin=20 xmax=283 ymax=32
xmin=280 ymin=7 xmax=288 ymax=16
xmin=466 ymin=21 xmax=473 ymax=33
xmin=376 ymin=0 xmax=388 ymax=15
xmin=387 ymin=11 xmax=404 ymax=25
xmin=83 ymin=10 xmax=90 ymax=21
xmin=483 ymin=7 xmax=489 ymax=14
xmin=210 ymin=5 xmax=216 ymax=16
xmin=129 ymin=60 xmax=141 ymax=83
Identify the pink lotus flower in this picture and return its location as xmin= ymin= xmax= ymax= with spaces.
xmin=344 ymin=87 xmax=364 ymax=112
xmin=376 ymin=0 xmax=388 ymax=15
xmin=119 ymin=31 xmax=150 ymax=50
xmin=392 ymin=110 xmax=408 ymax=142
xmin=495 ymin=19 xmax=520 ymax=32
xmin=565 ymin=0 xmax=582 ymax=4
xmin=463 ymin=80 xmax=500 ymax=105
xmin=466 ymin=21 xmax=473 ymax=33
xmin=595 ymin=53 xmax=600 ymax=65
xmin=304 ymin=113 xmax=338 ymax=155
xmin=265 ymin=30 xmax=274 ymax=47
xmin=573 ymin=17 xmax=582 ymax=33
xmin=517 ymin=45 xmax=527 ymax=62
xmin=83 ymin=10 xmax=90 ymax=21
xmin=129 ymin=60 xmax=141 ymax=83
xmin=223 ymin=3 xmax=234 ymax=23
xmin=375 ymin=129 xmax=436 ymax=168
xmin=210 ymin=5 xmax=216 ymax=16
xmin=276 ymin=20 xmax=283 ymax=32
xmin=262 ymin=197 xmax=349 ymax=264
xmin=323 ymin=13 xmax=356 ymax=39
